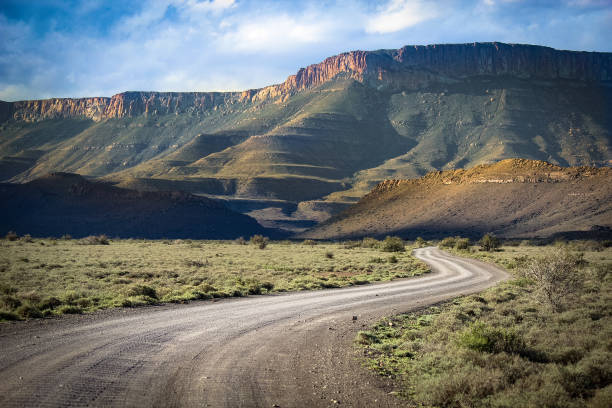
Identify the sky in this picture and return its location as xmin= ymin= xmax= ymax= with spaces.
xmin=1 ymin=0 xmax=611 ymax=101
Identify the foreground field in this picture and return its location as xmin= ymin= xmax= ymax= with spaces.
xmin=357 ymin=242 xmax=612 ymax=408
xmin=0 ymin=237 xmax=428 ymax=320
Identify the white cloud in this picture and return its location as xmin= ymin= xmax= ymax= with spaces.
xmin=365 ymin=0 xmax=439 ymax=34
xmin=219 ymin=14 xmax=335 ymax=53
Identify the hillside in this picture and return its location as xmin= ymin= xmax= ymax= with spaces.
xmin=1 ymin=43 xmax=611 ymax=230
xmin=0 ymin=173 xmax=273 ymax=239
xmin=300 ymin=159 xmax=612 ymax=239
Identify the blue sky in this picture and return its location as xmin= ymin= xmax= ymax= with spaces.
xmin=1 ymin=0 xmax=611 ymax=101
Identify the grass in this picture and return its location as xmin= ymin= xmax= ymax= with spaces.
xmin=0 ymin=237 xmax=429 ymax=320
xmin=356 ymin=242 xmax=612 ymax=408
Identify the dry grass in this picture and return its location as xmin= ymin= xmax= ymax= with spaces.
xmin=0 ymin=237 xmax=429 ymax=320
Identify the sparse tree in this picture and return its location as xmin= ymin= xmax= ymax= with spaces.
xmin=480 ymin=233 xmax=500 ymax=251
xmin=523 ymin=248 xmax=582 ymax=312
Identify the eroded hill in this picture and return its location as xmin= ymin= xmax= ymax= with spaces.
xmin=301 ymin=159 xmax=612 ymax=239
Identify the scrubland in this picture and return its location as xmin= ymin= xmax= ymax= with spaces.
xmin=357 ymin=240 xmax=612 ymax=408
xmin=0 ymin=235 xmax=427 ymax=320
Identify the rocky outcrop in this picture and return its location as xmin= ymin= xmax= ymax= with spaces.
xmin=3 ymin=43 xmax=611 ymax=123
xmin=367 ymin=159 xmax=612 ymax=197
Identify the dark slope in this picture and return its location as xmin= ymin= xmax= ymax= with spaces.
xmin=0 ymin=173 xmax=275 ymax=239
xmin=301 ymin=159 xmax=612 ymax=240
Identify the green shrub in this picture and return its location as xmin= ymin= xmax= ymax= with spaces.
xmin=38 ymin=296 xmax=62 ymax=310
xmin=16 ymin=304 xmax=43 ymax=319
xmin=458 ymin=322 xmax=526 ymax=355
xmin=303 ymin=239 xmax=317 ymax=246
xmin=480 ymin=233 xmax=500 ymax=251
xmin=234 ymin=236 xmax=247 ymax=245
xmin=0 ymin=310 xmax=20 ymax=321
xmin=325 ymin=251 xmax=334 ymax=259
xmin=382 ymin=236 xmax=405 ymax=252
xmin=361 ymin=237 xmax=379 ymax=248
xmin=415 ymin=237 xmax=427 ymax=247
xmin=356 ymin=331 xmax=379 ymax=345
xmin=126 ymin=285 xmax=158 ymax=299
xmin=388 ymin=255 xmax=398 ymax=263
xmin=21 ymin=234 xmax=33 ymax=243
xmin=58 ymin=305 xmax=83 ymax=314
xmin=455 ymin=238 xmax=471 ymax=250
xmin=250 ymin=235 xmax=269 ymax=249
xmin=439 ymin=237 xmax=456 ymax=248
xmin=1 ymin=295 xmax=22 ymax=310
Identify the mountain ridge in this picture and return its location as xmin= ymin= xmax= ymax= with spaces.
xmin=2 ymin=42 xmax=611 ymax=123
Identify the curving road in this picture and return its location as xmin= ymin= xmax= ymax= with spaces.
xmin=0 ymin=247 xmax=508 ymax=407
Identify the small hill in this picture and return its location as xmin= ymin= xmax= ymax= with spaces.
xmin=300 ymin=159 xmax=612 ymax=240
xmin=0 ymin=173 xmax=275 ymax=239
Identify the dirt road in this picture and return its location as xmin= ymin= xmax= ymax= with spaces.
xmin=0 ymin=247 xmax=508 ymax=407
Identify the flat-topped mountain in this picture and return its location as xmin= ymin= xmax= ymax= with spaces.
xmin=0 ymin=172 xmax=274 ymax=239
xmin=1 ymin=43 xmax=610 ymax=232
xmin=300 ymin=159 xmax=612 ymax=239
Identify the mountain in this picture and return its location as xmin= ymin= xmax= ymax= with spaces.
xmin=300 ymin=159 xmax=612 ymax=240
xmin=0 ymin=173 xmax=274 ymax=239
xmin=1 ymin=43 xmax=611 ymax=231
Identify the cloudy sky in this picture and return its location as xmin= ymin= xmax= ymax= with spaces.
xmin=1 ymin=0 xmax=611 ymax=101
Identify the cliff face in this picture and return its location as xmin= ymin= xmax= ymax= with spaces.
xmin=3 ymin=42 xmax=611 ymax=123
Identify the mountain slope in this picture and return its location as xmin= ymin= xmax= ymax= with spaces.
xmin=0 ymin=173 xmax=274 ymax=239
xmin=301 ymin=159 xmax=612 ymax=239
xmin=1 ymin=43 xmax=611 ymax=230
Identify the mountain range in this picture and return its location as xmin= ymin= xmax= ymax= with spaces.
xmin=1 ymin=42 xmax=610 ymax=234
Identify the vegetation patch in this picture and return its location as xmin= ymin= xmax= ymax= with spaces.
xmin=357 ymin=243 xmax=612 ymax=407
xmin=0 ymin=237 xmax=430 ymax=320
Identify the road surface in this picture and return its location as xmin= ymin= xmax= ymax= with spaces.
xmin=0 ymin=247 xmax=508 ymax=407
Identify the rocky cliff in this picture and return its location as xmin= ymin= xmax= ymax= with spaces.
xmin=3 ymin=42 xmax=611 ymax=122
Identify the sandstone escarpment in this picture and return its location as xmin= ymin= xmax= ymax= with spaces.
xmin=3 ymin=43 xmax=610 ymax=123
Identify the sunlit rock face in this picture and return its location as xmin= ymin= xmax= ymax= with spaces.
xmin=4 ymin=42 xmax=611 ymax=122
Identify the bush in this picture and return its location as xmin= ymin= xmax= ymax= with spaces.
xmin=58 ymin=305 xmax=83 ymax=314
xmin=480 ymin=233 xmax=500 ymax=251
xmin=80 ymin=235 xmax=110 ymax=245
xmin=458 ymin=322 xmax=527 ymax=355
xmin=126 ymin=284 xmax=158 ymax=299
xmin=415 ymin=237 xmax=427 ymax=248
xmin=234 ymin=236 xmax=247 ymax=245
xmin=250 ymin=235 xmax=269 ymax=249
xmin=0 ymin=310 xmax=20 ymax=321
xmin=21 ymin=234 xmax=33 ymax=243
xmin=455 ymin=238 xmax=471 ymax=250
xmin=61 ymin=234 xmax=72 ymax=240
xmin=523 ymin=248 xmax=582 ymax=312
xmin=361 ymin=237 xmax=380 ymax=248
xmin=16 ymin=304 xmax=43 ymax=319
xmin=325 ymin=251 xmax=334 ymax=259
xmin=439 ymin=237 xmax=456 ymax=248
xmin=382 ymin=236 xmax=405 ymax=252
xmin=388 ymin=255 xmax=398 ymax=263
xmin=5 ymin=231 xmax=18 ymax=241
xmin=302 ymin=239 xmax=317 ymax=246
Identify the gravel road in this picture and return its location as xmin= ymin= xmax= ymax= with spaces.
xmin=0 ymin=247 xmax=508 ymax=407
